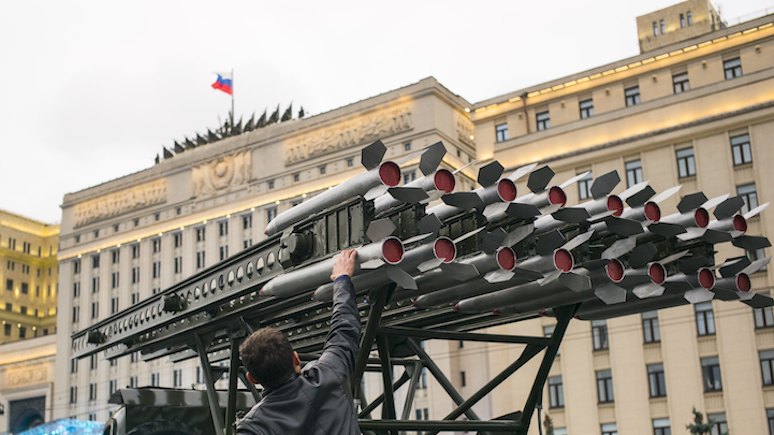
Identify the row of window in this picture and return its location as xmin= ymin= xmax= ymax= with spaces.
xmin=2 ymin=322 xmax=51 ymax=338
xmin=1 ymin=237 xmax=53 ymax=256
xmin=5 ymin=279 xmax=53 ymax=297
xmin=652 ymin=9 xmax=693 ymax=38
xmin=494 ymin=56 xmax=746 ymax=142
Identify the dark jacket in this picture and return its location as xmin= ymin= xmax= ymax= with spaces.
xmin=236 ymin=276 xmax=361 ymax=435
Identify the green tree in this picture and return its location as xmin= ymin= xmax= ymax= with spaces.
xmin=686 ymin=407 xmax=715 ymax=435
xmin=543 ymin=414 xmax=554 ymax=435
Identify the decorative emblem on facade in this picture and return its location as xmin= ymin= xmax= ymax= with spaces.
xmin=73 ymin=179 xmax=167 ymax=227
xmin=455 ymin=112 xmax=475 ymax=147
xmin=5 ymin=363 xmax=48 ymax=388
xmin=192 ymin=150 xmax=252 ymax=197
xmin=285 ymin=106 xmax=412 ymax=164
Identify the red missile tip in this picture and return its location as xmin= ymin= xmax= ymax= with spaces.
xmin=553 ymin=249 xmax=574 ymax=273
xmin=434 ymin=169 xmax=456 ymax=193
xmin=453 ymin=303 xmax=461 ymax=312
xmin=606 ymin=259 xmax=625 ymax=283
xmin=382 ymin=237 xmax=404 ymax=264
xmin=694 ymin=207 xmax=710 ymax=228
xmin=733 ymin=214 xmax=748 ymax=233
xmin=607 ymin=195 xmax=624 ymax=217
xmin=379 ymin=161 xmax=401 ymax=187
xmin=433 ymin=237 xmax=457 ymax=263
xmin=648 ymin=263 xmax=666 ymax=285
xmin=548 ymin=186 xmax=567 ymax=206
xmin=644 ymin=201 xmax=661 ymax=222
xmin=497 ymin=179 xmax=517 ymax=202
xmin=737 ymin=273 xmax=751 ymax=292
xmin=496 ymin=247 xmax=516 ymax=271
xmin=698 ymin=268 xmax=715 ymax=289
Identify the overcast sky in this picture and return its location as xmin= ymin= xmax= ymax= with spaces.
xmin=0 ymin=1 xmax=768 ymax=223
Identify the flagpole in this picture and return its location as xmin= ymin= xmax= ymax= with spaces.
xmin=230 ymin=68 xmax=235 ymax=126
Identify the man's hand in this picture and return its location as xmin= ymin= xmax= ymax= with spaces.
xmin=331 ymin=249 xmax=357 ymax=281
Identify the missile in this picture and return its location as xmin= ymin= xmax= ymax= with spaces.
xmin=482 ymin=166 xmax=576 ymax=222
xmin=265 ymin=140 xmax=401 ymax=235
xmin=311 ymin=236 xmax=457 ymax=302
xmin=427 ymin=161 xmax=518 ymax=222
xmin=575 ymin=292 xmax=689 ymax=320
xmin=260 ymin=236 xmax=405 ymax=298
xmin=409 ymin=245 xmax=518 ymax=295
xmin=518 ymin=230 xmax=595 ymax=280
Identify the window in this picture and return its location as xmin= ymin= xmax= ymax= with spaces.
xmin=72 ymin=306 xmax=80 ymax=323
xmin=676 ymin=147 xmax=696 ymax=178
xmin=244 ymin=239 xmax=253 ymax=249
xmin=131 ymin=243 xmax=140 ymax=259
xmin=109 ymin=379 xmax=117 ymax=396
xmin=91 ymin=301 xmax=99 ymax=319
xmin=152 ymin=237 xmax=161 ymax=253
xmin=131 ymin=266 xmax=140 ymax=284
xmin=762 ymin=350 xmax=774 ymax=385
xmin=708 ymin=413 xmax=727 ymax=435
xmin=648 ymin=363 xmax=667 ymax=397
xmin=242 ymin=214 xmax=253 ymax=230
xmin=536 ymin=111 xmax=550 ymax=131
xmin=130 ymin=351 xmax=138 ymax=363
xmin=737 ymin=184 xmax=759 ymax=214
xmin=731 ymin=133 xmax=752 ymax=165
xmin=131 ymin=292 xmax=139 ymax=304
xmin=319 ymin=165 xmax=327 ymax=175
xmin=21 ymin=282 xmax=28 ymax=294
xmin=579 ymin=98 xmax=594 ymax=119
xmin=91 ymin=277 xmax=99 ymax=293
xmin=266 ymin=207 xmax=278 ymax=223
xmin=701 ymin=356 xmax=723 ymax=392
xmin=687 ymin=10 xmax=693 ymax=25
xmin=173 ymin=369 xmax=183 ymax=387
xmin=680 ymin=13 xmax=686 ymax=28
xmin=695 ymin=302 xmax=716 ymax=336
xmin=92 ymin=254 xmax=100 ymax=268
xmin=88 ymin=383 xmax=97 ymax=401
xmin=592 ymin=320 xmax=609 ymax=350
xmin=70 ymin=359 xmax=78 ymax=374
xmin=130 ymin=376 xmax=138 ymax=388
xmin=403 ymin=171 xmax=416 ymax=184
xmin=724 ymin=57 xmax=743 ymax=80
xmin=152 ymin=261 xmax=161 ymax=279
xmin=625 ymin=86 xmax=641 ymax=106
xmin=597 ymin=369 xmax=614 ymax=403
xmin=196 ymin=226 xmax=206 ymax=242
xmin=3 ymin=323 xmax=10 ymax=336
xmin=73 ymin=259 xmax=81 ymax=274
xmin=111 ymin=297 xmax=119 ymax=314
xmin=267 ymin=179 xmax=275 ymax=189
xmin=111 ymin=272 xmax=119 ymax=289
xmin=460 ymin=371 xmax=466 ymax=387
xmin=151 ymin=372 xmax=159 ymax=387
xmin=5 ymin=302 xmax=11 ymax=311
xmin=659 ymin=19 xmax=665 ymax=35
xmin=293 ymin=172 xmax=300 ymax=182
xmin=219 ymin=245 xmax=229 ymax=261
xmin=548 ymin=375 xmax=564 ymax=408
xmin=219 ymin=220 xmax=229 ymax=236
xmin=173 ymin=232 xmax=182 ymax=248
xmin=642 ymin=311 xmax=661 ymax=343
xmin=672 ymin=71 xmax=690 ymax=94
xmin=346 ymin=157 xmax=354 ymax=167
xmin=19 ymin=326 xmax=26 ymax=338
xmin=768 ymin=409 xmax=774 ymax=435
xmin=625 ymin=159 xmax=643 ymax=188
xmin=601 ymin=423 xmax=618 ymax=435
xmin=756 ymin=297 xmax=774 ymax=328
xmin=5 ymin=278 xmax=11 ymax=291
xmin=495 ymin=123 xmax=508 ymax=142
xmin=196 ymin=250 xmax=206 ymax=269
xmin=20 ymin=306 xmax=27 ymax=315
xmin=69 ymin=386 xmax=78 ymax=404
xmin=174 ymin=256 xmax=182 ymax=274
xmin=554 ymin=429 xmax=567 ymax=435
xmin=652 ymin=21 xmax=659 ymax=36
xmin=418 ymin=368 xmax=428 ymax=389
xmin=404 ymin=142 xmax=412 ymax=151
xmin=653 ymin=418 xmax=671 ymax=435
xmin=749 ymin=248 xmax=767 ymax=270
xmin=415 ymin=408 xmax=429 ymax=420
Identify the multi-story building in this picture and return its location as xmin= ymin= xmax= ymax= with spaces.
xmin=53 ymin=1 xmax=774 ymax=433
xmin=0 ymin=210 xmax=59 ymax=432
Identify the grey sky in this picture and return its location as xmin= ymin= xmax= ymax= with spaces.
xmin=0 ymin=0 xmax=768 ymax=223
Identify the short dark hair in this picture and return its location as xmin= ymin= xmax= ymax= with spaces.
xmin=240 ymin=327 xmax=294 ymax=388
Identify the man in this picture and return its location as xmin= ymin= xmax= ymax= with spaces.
xmin=237 ymin=249 xmax=361 ymax=435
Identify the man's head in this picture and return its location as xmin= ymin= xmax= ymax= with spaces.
xmin=240 ymin=327 xmax=300 ymax=388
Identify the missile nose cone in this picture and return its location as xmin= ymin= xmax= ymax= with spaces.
xmin=434 ymin=169 xmax=456 ymax=193
xmin=548 ymin=186 xmax=567 ymax=206
xmin=648 ymin=263 xmax=666 ymax=285
xmin=382 ymin=237 xmax=404 ymax=264
xmin=497 ymin=179 xmax=517 ymax=202
xmin=433 ymin=237 xmax=457 ymax=263
xmin=737 ymin=273 xmax=751 ymax=292
xmin=694 ymin=207 xmax=710 ymax=228
xmin=644 ymin=201 xmax=661 ymax=222
xmin=606 ymin=259 xmax=625 ymax=283
xmin=453 ymin=303 xmax=461 ymax=312
xmin=553 ymin=249 xmax=574 ymax=272
xmin=607 ymin=195 xmax=624 ymax=217
xmin=733 ymin=214 xmax=748 ymax=233
xmin=378 ymin=161 xmax=401 ymax=187
xmin=496 ymin=247 xmax=516 ymax=271
xmin=698 ymin=268 xmax=715 ymax=289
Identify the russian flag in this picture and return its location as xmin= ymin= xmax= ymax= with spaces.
xmin=211 ymin=73 xmax=233 ymax=95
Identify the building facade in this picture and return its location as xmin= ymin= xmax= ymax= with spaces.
xmin=53 ymin=1 xmax=774 ymax=433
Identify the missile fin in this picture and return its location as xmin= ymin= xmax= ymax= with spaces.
xmin=364 ymin=185 xmax=389 ymax=201
xmin=562 ymin=230 xmax=595 ymax=251
xmin=385 ymin=266 xmax=417 ymax=290
xmin=594 ymin=283 xmax=627 ymax=304
xmin=559 ymin=272 xmax=592 ymax=292
xmin=744 ymin=202 xmax=770 ymax=220
xmin=514 ymin=267 xmax=545 ymax=280
xmin=483 ymin=202 xmax=509 ymax=221
xmin=367 ymin=218 xmax=396 ymax=241
xmin=684 ymin=288 xmax=715 ymax=304
xmin=702 ymin=194 xmax=730 ymax=211
xmin=536 ymin=230 xmax=566 ymax=256
xmin=590 ymin=171 xmax=620 ymax=199
xmin=551 ymin=207 xmax=591 ymax=223
xmin=648 ymin=222 xmax=687 ymax=238
xmin=478 ymin=161 xmax=504 ymax=187
xmin=623 ymin=184 xmax=656 ymax=207
xmin=559 ymin=171 xmax=591 ymax=188
xmin=739 ymin=290 xmax=756 ymax=301
xmin=677 ymin=192 xmax=709 ymax=213
xmin=507 ymin=163 xmax=539 ymax=182
xmin=679 ymin=256 xmax=713 ymax=274
xmin=481 ymin=228 xmax=508 ymax=254
xmin=658 ymin=250 xmax=689 ymax=265
xmin=388 ymin=187 xmax=428 ymax=204
xmin=629 ymin=243 xmax=658 ymax=269
xmin=732 ymin=235 xmax=772 ymax=250
xmin=402 ymin=233 xmax=435 ymax=245
xmin=419 ymin=142 xmax=446 ymax=175
xmin=605 ymin=217 xmax=645 ymax=237
xmin=360 ymin=259 xmax=385 ymax=270
xmin=439 ymin=262 xmax=480 ymax=281
xmin=650 ymin=185 xmax=683 ymax=204
xmin=418 ymin=214 xmax=443 ymax=234
xmin=741 ymin=257 xmax=772 ymax=275
xmin=504 ymin=224 xmax=535 ymax=247
xmin=713 ymin=195 xmax=745 ymax=219
xmin=713 ymin=288 xmax=740 ymax=301
xmin=602 ymin=237 xmax=637 ymax=259
xmin=452 ymin=226 xmax=486 ymax=244
xmin=417 ymin=258 xmax=444 ymax=273
xmin=361 ymin=140 xmax=387 ymax=170
xmin=540 ymin=203 xmax=563 ymax=215
xmin=506 ymin=202 xmax=542 ymax=219
xmin=538 ymin=270 xmax=561 ymax=286
xmin=633 ymin=282 xmax=665 ymax=299
xmin=527 ymin=166 xmax=555 ymax=193
xmin=742 ymin=293 xmax=774 ymax=308
xmin=676 ymin=227 xmax=706 ymax=241
xmin=484 ymin=269 xmax=515 ymax=283
xmin=663 ymin=279 xmax=692 ymax=292
xmin=700 ymin=229 xmax=732 ymax=244
xmin=423 ymin=190 xmax=445 ymax=204
xmin=442 ymin=191 xmax=483 ymax=210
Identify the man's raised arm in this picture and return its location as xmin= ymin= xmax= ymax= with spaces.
xmin=318 ymin=249 xmax=361 ymax=377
